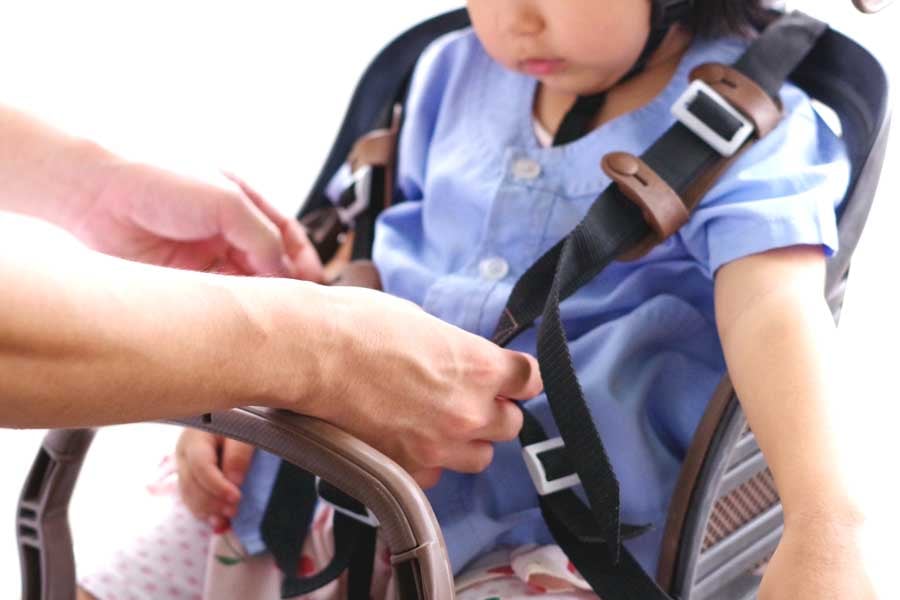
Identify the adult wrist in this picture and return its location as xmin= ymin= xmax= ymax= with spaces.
xmin=229 ymin=277 xmax=344 ymax=417
xmin=45 ymin=136 xmax=122 ymax=231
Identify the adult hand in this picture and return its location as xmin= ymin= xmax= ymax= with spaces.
xmin=0 ymin=103 xmax=321 ymax=280
xmin=303 ymin=286 xmax=543 ymax=487
xmin=74 ymin=163 xmax=323 ymax=281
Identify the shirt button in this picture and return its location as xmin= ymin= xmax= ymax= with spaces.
xmin=512 ymin=158 xmax=542 ymax=180
xmin=479 ymin=257 xmax=509 ymax=281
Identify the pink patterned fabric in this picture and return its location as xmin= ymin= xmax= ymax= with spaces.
xmin=80 ymin=460 xmax=600 ymax=600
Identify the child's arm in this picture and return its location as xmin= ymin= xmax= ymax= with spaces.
xmin=714 ymin=245 xmax=877 ymax=598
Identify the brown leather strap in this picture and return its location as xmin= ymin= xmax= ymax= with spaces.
xmin=331 ymin=259 xmax=383 ymax=290
xmin=301 ymin=104 xmax=403 ymax=278
xmin=349 ymin=104 xmax=403 ymax=210
xmin=689 ymin=63 xmax=782 ymax=138
xmin=605 ymin=62 xmax=781 ymax=261
xmin=679 ymin=146 xmax=749 ymax=212
xmin=601 ymin=152 xmax=689 ymax=260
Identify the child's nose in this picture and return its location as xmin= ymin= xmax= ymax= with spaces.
xmin=504 ymin=6 xmax=545 ymax=36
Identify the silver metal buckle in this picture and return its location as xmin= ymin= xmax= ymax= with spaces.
xmin=335 ymin=165 xmax=372 ymax=227
xmin=314 ymin=476 xmax=380 ymax=528
xmin=671 ymin=79 xmax=754 ymax=157
xmin=522 ymin=437 xmax=581 ymax=496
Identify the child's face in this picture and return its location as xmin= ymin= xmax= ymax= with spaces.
xmin=467 ymin=0 xmax=652 ymax=96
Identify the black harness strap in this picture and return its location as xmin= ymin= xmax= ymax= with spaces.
xmin=261 ymin=466 xmax=377 ymax=599
xmin=260 ymin=12 xmax=826 ymax=600
xmin=553 ymin=92 xmax=608 ymax=146
xmin=259 ymin=462 xmax=319 ymax=596
xmin=552 ymin=0 xmax=691 ymax=147
xmin=490 ymin=12 xmax=827 ymax=600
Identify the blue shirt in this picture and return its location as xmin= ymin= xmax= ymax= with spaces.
xmin=234 ymin=28 xmax=849 ymax=575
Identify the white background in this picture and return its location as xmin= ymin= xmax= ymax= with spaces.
xmin=0 ymin=1 xmax=897 ymax=597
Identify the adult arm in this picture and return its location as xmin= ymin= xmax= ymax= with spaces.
xmin=0 ymin=102 xmax=320 ymax=278
xmin=0 ymin=213 xmax=540 ymax=474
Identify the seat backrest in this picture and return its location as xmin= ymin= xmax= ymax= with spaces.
xmin=301 ymin=8 xmax=471 ymax=218
xmin=298 ymin=9 xmax=891 ymax=599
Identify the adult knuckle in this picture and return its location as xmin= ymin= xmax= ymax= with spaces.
xmin=448 ymin=410 xmax=483 ymax=433
xmin=475 ymin=447 xmax=494 ymax=472
xmin=416 ymin=441 xmax=444 ymax=468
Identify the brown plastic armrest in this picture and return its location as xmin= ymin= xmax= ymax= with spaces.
xmin=18 ymin=410 xmax=455 ymax=600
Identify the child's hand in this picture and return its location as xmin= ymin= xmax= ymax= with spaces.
xmin=759 ymin=516 xmax=878 ymax=599
xmin=175 ymin=429 xmax=254 ymax=531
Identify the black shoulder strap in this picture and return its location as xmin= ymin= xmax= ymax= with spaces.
xmin=262 ymin=12 xmax=827 ymax=600
xmin=493 ymin=12 xmax=827 ymax=599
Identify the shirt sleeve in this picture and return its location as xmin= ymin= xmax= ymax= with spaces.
xmin=676 ymin=82 xmax=851 ymax=276
xmin=394 ymin=29 xmax=471 ymax=203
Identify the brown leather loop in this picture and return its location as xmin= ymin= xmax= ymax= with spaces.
xmin=602 ymin=152 xmax=688 ymax=261
xmin=349 ymin=130 xmax=397 ymax=172
xmin=689 ymin=63 xmax=782 ymax=138
xmin=349 ymin=104 xmax=403 ymax=171
xmin=331 ymin=258 xmax=383 ymax=290
xmin=853 ymin=0 xmax=893 ymax=13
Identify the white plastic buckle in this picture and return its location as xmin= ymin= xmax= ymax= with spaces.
xmin=315 ymin=476 xmax=380 ymax=528
xmin=335 ymin=165 xmax=372 ymax=227
xmin=671 ymin=79 xmax=754 ymax=157
xmin=522 ymin=437 xmax=581 ymax=496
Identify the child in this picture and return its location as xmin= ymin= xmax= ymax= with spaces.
xmin=81 ymin=0 xmax=874 ymax=598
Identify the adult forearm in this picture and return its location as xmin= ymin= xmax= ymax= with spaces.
xmin=0 ymin=103 xmax=111 ymax=228
xmin=0 ymin=212 xmax=328 ymax=427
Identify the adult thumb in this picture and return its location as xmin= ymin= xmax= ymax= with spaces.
xmin=496 ymin=350 xmax=542 ymax=400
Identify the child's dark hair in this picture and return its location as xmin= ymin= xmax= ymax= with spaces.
xmin=685 ymin=0 xmax=771 ymax=38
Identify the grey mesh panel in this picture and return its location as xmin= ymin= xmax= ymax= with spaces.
xmin=689 ymin=425 xmax=782 ymax=600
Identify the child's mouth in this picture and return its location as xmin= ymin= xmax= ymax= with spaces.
xmin=520 ymin=58 xmax=565 ymax=76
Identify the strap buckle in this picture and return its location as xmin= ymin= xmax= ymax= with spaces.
xmin=671 ymin=79 xmax=754 ymax=156
xmin=522 ymin=437 xmax=581 ymax=496
xmin=315 ymin=477 xmax=380 ymax=528
xmin=335 ymin=165 xmax=372 ymax=228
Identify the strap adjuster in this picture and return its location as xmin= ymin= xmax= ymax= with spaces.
xmin=335 ymin=165 xmax=372 ymax=228
xmin=315 ymin=477 xmax=380 ymax=528
xmin=522 ymin=437 xmax=581 ymax=496
xmin=671 ymin=79 xmax=754 ymax=157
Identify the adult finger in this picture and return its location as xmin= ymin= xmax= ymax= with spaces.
xmin=221 ymin=438 xmax=254 ymax=488
xmin=495 ymin=350 xmax=542 ymax=400
xmin=217 ymin=192 xmax=288 ymax=276
xmin=436 ymin=440 xmax=495 ymax=474
xmin=472 ymin=396 xmax=524 ymax=443
xmin=225 ymin=173 xmax=323 ymax=282
xmin=411 ymin=468 xmax=443 ymax=490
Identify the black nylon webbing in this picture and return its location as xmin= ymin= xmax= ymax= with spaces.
xmin=279 ymin=513 xmax=376 ymax=599
xmin=260 ymin=11 xmax=827 ymax=600
xmin=553 ymin=93 xmax=607 ymax=146
xmin=269 ymin=481 xmax=377 ymax=599
xmin=490 ymin=12 xmax=827 ymax=600
xmin=260 ymin=461 xmax=318 ymax=587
